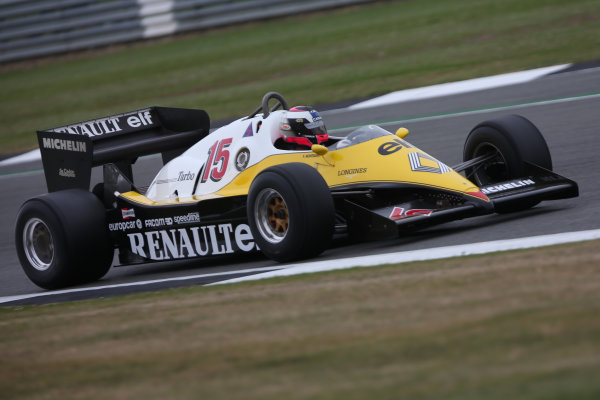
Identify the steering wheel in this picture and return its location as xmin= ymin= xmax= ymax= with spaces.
xmin=248 ymin=92 xmax=289 ymax=118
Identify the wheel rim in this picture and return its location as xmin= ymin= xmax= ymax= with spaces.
xmin=470 ymin=142 xmax=510 ymax=185
xmin=23 ymin=218 xmax=54 ymax=271
xmin=254 ymin=188 xmax=289 ymax=244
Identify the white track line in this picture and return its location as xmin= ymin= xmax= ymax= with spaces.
xmin=211 ymin=229 xmax=600 ymax=285
xmin=0 ymin=149 xmax=40 ymax=167
xmin=349 ymin=64 xmax=570 ymax=110
xmin=371 ymin=92 xmax=600 ymax=127
xmin=0 ymin=266 xmax=282 ymax=305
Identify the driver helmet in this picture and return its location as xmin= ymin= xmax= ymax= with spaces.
xmin=279 ymin=106 xmax=328 ymax=147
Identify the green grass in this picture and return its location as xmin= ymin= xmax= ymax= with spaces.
xmin=1 ymin=240 xmax=599 ymax=399
xmin=1 ymin=0 xmax=599 ymax=153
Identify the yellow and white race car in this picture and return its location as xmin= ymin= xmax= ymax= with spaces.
xmin=16 ymin=92 xmax=578 ymax=289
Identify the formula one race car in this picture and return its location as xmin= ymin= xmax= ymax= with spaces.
xmin=15 ymin=92 xmax=578 ymax=289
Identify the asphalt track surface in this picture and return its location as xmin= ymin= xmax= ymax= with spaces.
xmin=1 ymin=66 xmax=599 ymax=304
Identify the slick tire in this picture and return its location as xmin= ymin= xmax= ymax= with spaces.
xmin=15 ymin=189 xmax=114 ymax=289
xmin=247 ymin=163 xmax=334 ymax=262
xmin=463 ymin=114 xmax=552 ymax=213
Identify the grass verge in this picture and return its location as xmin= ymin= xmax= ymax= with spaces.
xmin=1 ymin=0 xmax=599 ymax=152
xmin=1 ymin=239 xmax=599 ymax=399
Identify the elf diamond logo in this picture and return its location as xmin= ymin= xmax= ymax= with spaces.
xmin=408 ymin=152 xmax=450 ymax=174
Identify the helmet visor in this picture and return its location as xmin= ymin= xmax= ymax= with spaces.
xmin=289 ymin=118 xmax=327 ymax=137
xmin=304 ymin=119 xmax=327 ymax=136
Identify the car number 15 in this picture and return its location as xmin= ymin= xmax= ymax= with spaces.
xmin=201 ymin=138 xmax=233 ymax=183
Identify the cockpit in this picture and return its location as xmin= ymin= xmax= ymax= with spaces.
xmin=329 ymin=125 xmax=395 ymax=150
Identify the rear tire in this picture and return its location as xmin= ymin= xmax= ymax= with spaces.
xmin=247 ymin=163 xmax=334 ymax=262
xmin=463 ymin=114 xmax=552 ymax=213
xmin=15 ymin=189 xmax=113 ymax=289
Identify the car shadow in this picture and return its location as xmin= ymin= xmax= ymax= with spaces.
xmin=327 ymin=204 xmax=572 ymax=254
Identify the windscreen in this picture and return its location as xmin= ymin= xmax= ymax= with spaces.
xmin=330 ymin=125 xmax=393 ymax=150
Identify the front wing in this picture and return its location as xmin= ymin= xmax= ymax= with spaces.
xmin=332 ymin=164 xmax=578 ymax=240
xmin=478 ymin=163 xmax=578 ymax=211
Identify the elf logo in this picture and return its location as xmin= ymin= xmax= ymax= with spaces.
xmin=125 ymin=110 xmax=153 ymax=128
xmin=378 ymin=139 xmax=403 ymax=155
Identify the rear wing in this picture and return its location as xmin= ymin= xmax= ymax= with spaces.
xmin=37 ymin=107 xmax=210 ymax=192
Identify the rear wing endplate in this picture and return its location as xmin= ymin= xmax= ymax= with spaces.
xmin=37 ymin=106 xmax=209 ymax=192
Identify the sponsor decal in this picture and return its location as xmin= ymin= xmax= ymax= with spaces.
xmin=173 ymin=212 xmax=200 ymax=224
xmin=481 ymin=179 xmax=535 ymax=195
xmin=141 ymin=213 xmax=198 ymax=230
xmin=389 ymin=207 xmax=434 ymax=220
xmin=243 ymin=123 xmax=254 ymax=137
xmin=42 ymin=137 xmax=87 ymax=153
xmin=52 ymin=118 xmax=122 ymax=137
xmin=127 ymin=223 xmax=256 ymax=260
xmin=50 ymin=109 xmax=153 ymax=137
xmin=408 ymin=152 xmax=450 ymax=174
xmin=156 ymin=171 xmax=197 ymax=185
xmin=235 ymin=148 xmax=250 ymax=171
xmin=109 ymin=220 xmax=140 ymax=232
xmin=378 ymin=139 xmax=403 ymax=155
xmin=126 ymin=111 xmax=153 ymax=128
xmin=337 ymin=168 xmax=367 ymax=178
xmin=121 ymin=208 xmax=135 ymax=220
xmin=58 ymin=168 xmax=76 ymax=178
xmin=178 ymin=171 xmax=195 ymax=181
xmin=145 ymin=217 xmax=173 ymax=228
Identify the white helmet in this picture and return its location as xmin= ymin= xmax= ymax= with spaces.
xmin=278 ymin=106 xmax=328 ymax=147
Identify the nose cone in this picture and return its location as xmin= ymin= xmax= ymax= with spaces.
xmin=464 ymin=189 xmax=494 ymax=213
xmin=467 ymin=189 xmax=490 ymax=202
xmin=371 ymin=138 xmax=487 ymax=199
xmin=322 ymin=135 xmax=492 ymax=206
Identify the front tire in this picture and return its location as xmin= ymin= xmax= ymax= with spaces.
xmin=15 ymin=189 xmax=113 ymax=289
xmin=247 ymin=163 xmax=334 ymax=262
xmin=463 ymin=114 xmax=552 ymax=213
